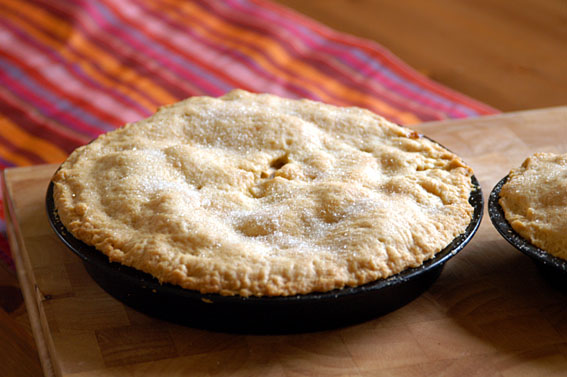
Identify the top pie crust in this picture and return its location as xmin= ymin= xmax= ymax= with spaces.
xmin=499 ymin=152 xmax=567 ymax=260
xmin=52 ymin=90 xmax=474 ymax=297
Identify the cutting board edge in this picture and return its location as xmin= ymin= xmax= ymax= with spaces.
xmin=416 ymin=105 xmax=567 ymax=128
xmin=3 ymin=170 xmax=58 ymax=377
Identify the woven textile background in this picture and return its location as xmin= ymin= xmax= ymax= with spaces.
xmin=0 ymin=0 xmax=498 ymax=267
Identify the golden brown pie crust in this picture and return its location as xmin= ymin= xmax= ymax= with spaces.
xmin=53 ymin=90 xmax=474 ymax=297
xmin=499 ymin=152 xmax=567 ymax=260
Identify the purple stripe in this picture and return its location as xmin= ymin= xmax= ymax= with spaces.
xmin=134 ymin=0 xmax=320 ymax=101
xmin=0 ymin=156 xmax=16 ymax=169
xmin=0 ymin=88 xmax=87 ymax=152
xmin=226 ymin=2 xmax=425 ymax=93
xmin=89 ymin=0 xmax=230 ymax=96
xmin=190 ymin=0 xmax=429 ymax=120
xmin=0 ymin=130 xmax=45 ymax=165
xmin=119 ymin=0 xmax=332 ymax=102
xmin=202 ymin=0 xmax=441 ymax=119
xmin=129 ymin=0 xmax=379 ymax=109
xmin=349 ymin=49 xmax=478 ymax=118
xmin=103 ymin=0 xmax=230 ymax=94
xmin=190 ymin=0 xmax=378 ymax=107
xmin=127 ymin=0 xmax=250 ymax=91
xmin=230 ymin=0 xmax=479 ymax=118
xmin=151 ymin=0 xmax=376 ymax=109
xmin=0 ymin=58 xmax=112 ymax=136
xmin=30 ymin=0 xmax=190 ymax=104
xmin=0 ymin=83 xmax=89 ymax=149
xmin=232 ymin=1 xmax=446 ymax=112
xmin=1 ymin=1 xmax=156 ymax=118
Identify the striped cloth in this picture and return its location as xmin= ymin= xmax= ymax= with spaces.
xmin=0 ymin=0 xmax=498 ymax=267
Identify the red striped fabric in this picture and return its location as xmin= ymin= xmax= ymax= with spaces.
xmin=0 ymin=0 xmax=499 ymax=267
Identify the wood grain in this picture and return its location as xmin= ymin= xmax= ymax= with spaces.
xmin=0 ymin=182 xmax=44 ymax=377
xmin=4 ymin=107 xmax=567 ymax=376
xmin=0 ymin=307 xmax=43 ymax=377
xmin=273 ymin=0 xmax=567 ymax=113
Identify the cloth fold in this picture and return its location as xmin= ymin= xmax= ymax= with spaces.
xmin=0 ymin=0 xmax=498 ymax=266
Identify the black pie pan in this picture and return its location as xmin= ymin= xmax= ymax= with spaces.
xmin=489 ymin=176 xmax=567 ymax=291
xmin=47 ymin=176 xmax=483 ymax=334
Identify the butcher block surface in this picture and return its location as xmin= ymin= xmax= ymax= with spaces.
xmin=4 ymin=107 xmax=567 ymax=376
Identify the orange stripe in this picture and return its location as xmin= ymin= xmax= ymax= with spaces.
xmin=1 ymin=0 xmax=176 ymax=111
xmin=0 ymin=85 xmax=91 ymax=146
xmin=0 ymin=145 xmax=33 ymax=167
xmin=153 ymin=0 xmax=420 ymax=124
xmin=0 ymin=116 xmax=68 ymax=164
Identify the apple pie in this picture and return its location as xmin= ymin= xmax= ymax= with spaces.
xmin=52 ymin=90 xmax=474 ymax=297
xmin=499 ymin=152 xmax=567 ymax=260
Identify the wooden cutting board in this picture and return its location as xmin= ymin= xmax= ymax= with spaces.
xmin=4 ymin=107 xmax=567 ymax=377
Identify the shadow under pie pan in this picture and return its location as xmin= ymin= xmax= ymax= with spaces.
xmin=46 ymin=176 xmax=483 ymax=334
xmin=489 ymin=176 xmax=567 ymax=291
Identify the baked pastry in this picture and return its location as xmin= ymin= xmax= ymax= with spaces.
xmin=52 ymin=90 xmax=474 ymax=297
xmin=499 ymin=152 xmax=567 ymax=260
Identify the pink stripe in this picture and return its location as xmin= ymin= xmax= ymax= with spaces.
xmin=0 ymin=85 xmax=92 ymax=147
xmin=255 ymin=0 xmax=498 ymax=115
xmin=113 ymin=0 xmax=316 ymax=99
xmin=0 ymin=61 xmax=108 ymax=136
xmin=150 ymin=0 xmax=406 ymax=116
xmin=41 ymin=0 xmax=203 ymax=100
xmin=5 ymin=1 xmax=159 ymax=118
xmin=323 ymin=31 xmax=497 ymax=114
xmin=112 ymin=0 xmax=319 ymax=100
xmin=106 ymin=0 xmax=234 ymax=94
xmin=89 ymin=1 xmax=222 ymax=95
xmin=205 ymin=0 xmax=448 ymax=120
xmin=33 ymin=0 xmax=186 ymax=107
xmin=0 ymin=24 xmax=145 ymax=124
xmin=224 ymin=0 xmax=464 ymax=118
xmin=192 ymin=0 xmax=435 ymax=120
xmin=133 ymin=0 xmax=417 ymax=119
